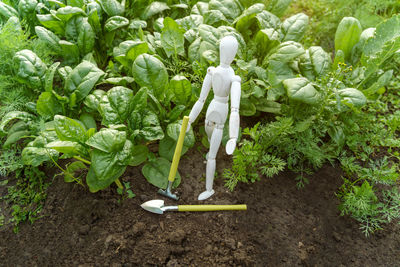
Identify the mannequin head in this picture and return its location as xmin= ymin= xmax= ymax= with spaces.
xmin=219 ymin=35 xmax=238 ymax=66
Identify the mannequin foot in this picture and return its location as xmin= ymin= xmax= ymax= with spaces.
xmin=198 ymin=189 xmax=215 ymax=200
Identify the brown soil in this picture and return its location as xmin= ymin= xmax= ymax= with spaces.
xmin=1 ymin=147 xmax=399 ymax=266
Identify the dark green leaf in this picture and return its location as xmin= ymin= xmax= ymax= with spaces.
xmin=159 ymin=136 xmax=189 ymax=161
xmin=36 ymin=92 xmax=62 ymax=120
xmin=14 ymin=49 xmax=47 ymax=88
xmin=64 ymin=161 xmax=87 ymax=183
xmin=35 ymin=26 xmax=62 ymax=54
xmin=56 ymin=6 xmax=85 ymax=21
xmin=132 ymin=54 xmax=168 ymax=98
xmin=167 ymin=120 xmax=195 ymax=147
xmin=209 ymin=0 xmax=242 ymax=22
xmin=46 ymin=140 xmax=86 ymax=155
xmin=79 ymin=113 xmax=97 ymax=130
xmin=129 ymin=144 xmax=149 ymax=166
xmin=65 ymin=61 xmax=105 ymax=102
xmin=104 ymin=16 xmax=129 ymax=32
xmin=84 ymin=89 xmax=106 ymax=112
xmin=131 ymin=87 xmax=147 ymax=111
xmin=99 ymin=86 xmax=133 ymax=125
xmin=282 ymin=13 xmax=308 ymax=42
xmin=161 ymin=17 xmax=185 ymax=58
xmin=0 ymin=111 xmax=35 ymax=134
xmin=99 ymin=0 xmax=124 ymax=16
xmin=44 ymin=62 xmax=60 ymax=92
xmin=37 ymin=14 xmax=65 ymax=35
xmin=86 ymin=128 xmax=126 ymax=153
xmin=283 ymin=77 xmax=320 ymax=105
xmin=54 ymin=115 xmax=88 ymax=143
xmin=335 ymin=17 xmax=362 ymax=60
xmin=142 ymin=157 xmax=181 ymax=189
xmin=169 ymin=75 xmax=192 ymax=105
xmin=59 ymin=40 xmax=80 ymax=64
xmin=3 ymin=130 xmax=30 ymax=148
xmin=77 ymin=18 xmax=95 ymax=55
xmin=0 ymin=2 xmax=18 ymax=19
xmin=141 ymin=1 xmax=169 ymax=20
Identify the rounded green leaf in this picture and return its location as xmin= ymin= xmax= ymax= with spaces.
xmin=86 ymin=128 xmax=126 ymax=153
xmin=64 ymin=61 xmax=105 ymax=102
xmin=37 ymin=14 xmax=65 ymax=36
xmin=56 ymin=6 xmax=85 ymax=21
xmin=335 ymin=17 xmax=362 ymax=60
xmin=84 ymin=89 xmax=106 ymax=112
xmin=141 ymin=1 xmax=170 ymax=20
xmin=234 ymin=3 xmax=264 ymax=36
xmin=209 ymin=0 xmax=242 ymax=22
xmin=161 ymin=17 xmax=185 ymax=58
xmin=45 ymin=140 xmax=85 ymax=155
xmin=54 ymin=115 xmax=88 ymax=143
xmin=128 ymin=145 xmax=149 ymax=166
xmin=269 ymin=41 xmax=305 ymax=62
xmin=0 ymin=2 xmax=18 ymax=19
xmin=104 ymin=16 xmax=129 ymax=32
xmin=255 ymin=10 xmax=281 ymax=30
xmin=338 ymin=88 xmax=366 ymax=107
xmin=86 ymin=150 xmax=127 ymax=192
xmin=309 ymin=46 xmax=331 ymax=77
xmin=99 ymin=0 xmax=124 ymax=16
xmin=37 ymin=92 xmax=62 ymax=120
xmin=282 ymin=13 xmax=309 ymax=42
xmin=22 ymin=146 xmax=58 ymax=166
xmin=35 ymin=26 xmax=61 ymax=53
xmin=79 ymin=113 xmax=97 ymax=130
xmin=255 ymin=28 xmax=280 ymax=56
xmin=240 ymin=98 xmax=256 ymax=116
xmin=142 ymin=157 xmax=181 ymax=189
xmin=14 ymin=49 xmax=47 ymax=88
xmin=78 ymin=18 xmax=95 ymax=55
xmin=99 ymin=86 xmax=133 ymax=125
xmin=283 ymin=77 xmax=320 ymax=105
xmin=169 ymin=75 xmax=192 ymax=105
xmin=159 ymin=136 xmax=189 ymax=161
xmin=3 ymin=130 xmax=30 ymax=148
xmin=166 ymin=120 xmax=195 ymax=147
xmin=0 ymin=111 xmax=35 ymax=133
xmin=132 ymin=54 xmax=168 ymax=98
xmin=176 ymin=15 xmax=203 ymax=31
xmin=129 ymin=19 xmax=147 ymax=29
xmin=126 ymin=41 xmax=148 ymax=62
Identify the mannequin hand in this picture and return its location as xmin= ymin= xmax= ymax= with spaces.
xmin=226 ymin=138 xmax=237 ymax=155
xmin=186 ymin=121 xmax=191 ymax=133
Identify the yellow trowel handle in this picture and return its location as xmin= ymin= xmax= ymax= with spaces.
xmin=168 ymin=116 xmax=189 ymax=182
xmin=178 ymin=204 xmax=247 ymax=212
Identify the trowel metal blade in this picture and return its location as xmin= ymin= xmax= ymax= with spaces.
xmin=140 ymin=199 xmax=165 ymax=214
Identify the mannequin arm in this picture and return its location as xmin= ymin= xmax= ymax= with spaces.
xmin=187 ymin=67 xmax=214 ymax=131
xmin=229 ymin=75 xmax=241 ymax=140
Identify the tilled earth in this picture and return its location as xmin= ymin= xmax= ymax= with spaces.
xmin=0 ymin=147 xmax=399 ymax=266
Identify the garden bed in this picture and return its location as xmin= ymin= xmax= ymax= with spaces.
xmin=1 ymin=147 xmax=399 ymax=266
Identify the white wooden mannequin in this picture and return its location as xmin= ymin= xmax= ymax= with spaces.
xmin=187 ymin=35 xmax=241 ymax=200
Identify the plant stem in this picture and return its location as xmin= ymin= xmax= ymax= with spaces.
xmin=73 ymin=156 xmax=91 ymax=165
xmin=115 ymin=178 xmax=123 ymax=189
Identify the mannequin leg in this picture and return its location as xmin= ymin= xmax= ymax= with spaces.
xmin=204 ymin=120 xmax=215 ymax=161
xmin=198 ymin=124 xmax=223 ymax=200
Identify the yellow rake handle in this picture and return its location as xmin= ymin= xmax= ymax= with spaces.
xmin=168 ymin=116 xmax=189 ymax=182
xmin=178 ymin=204 xmax=247 ymax=212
